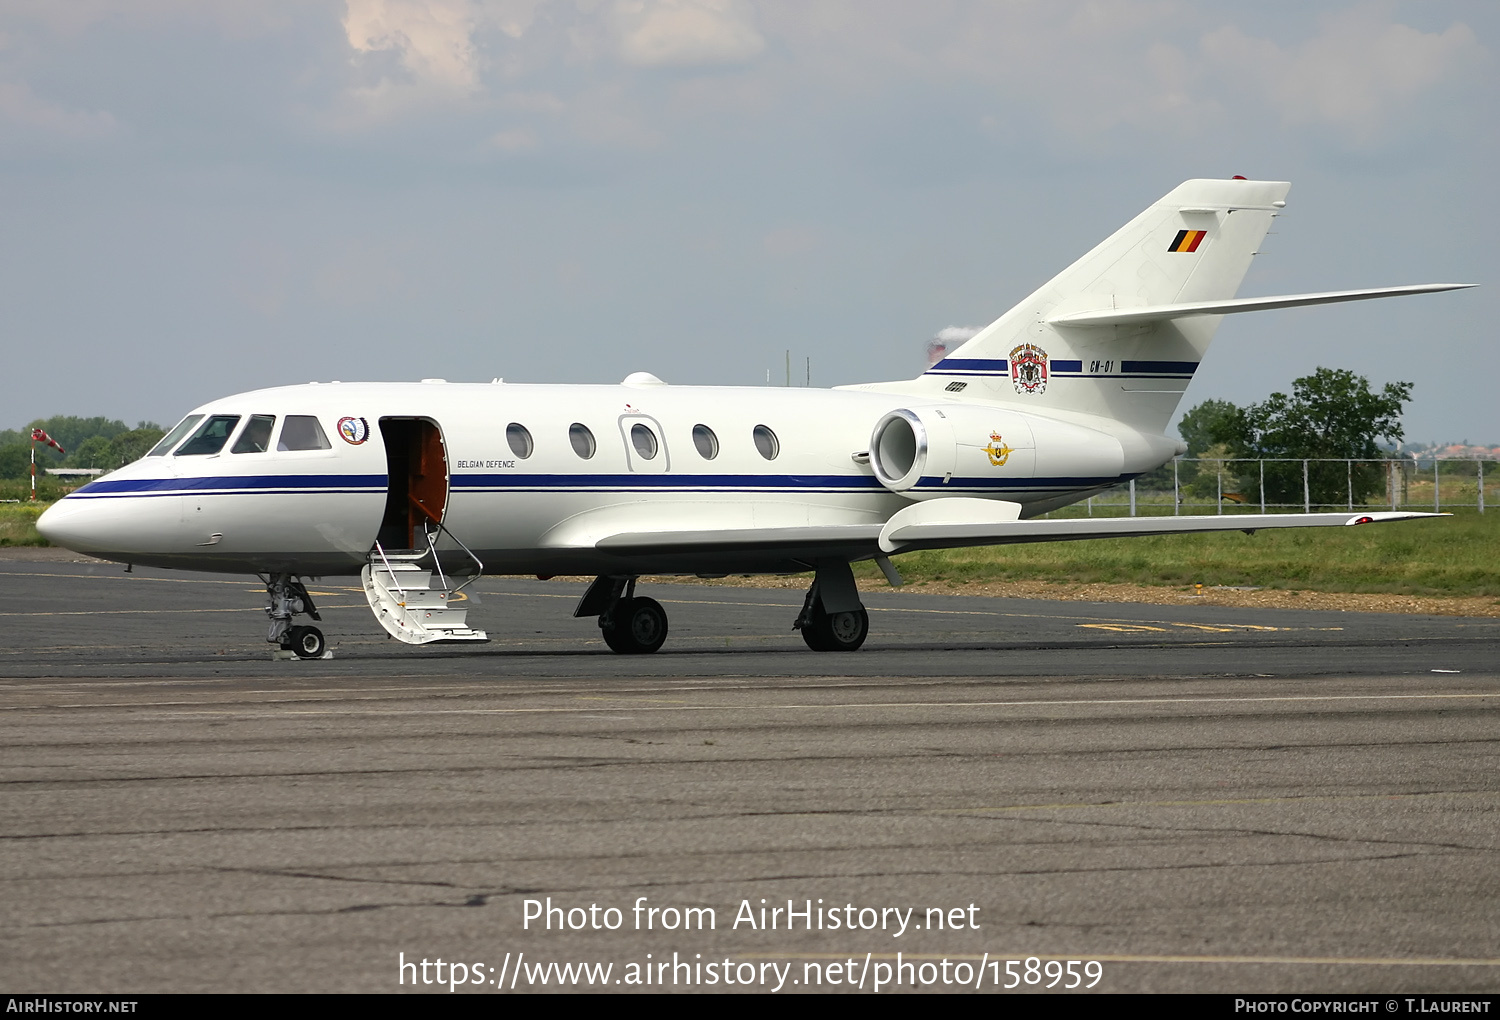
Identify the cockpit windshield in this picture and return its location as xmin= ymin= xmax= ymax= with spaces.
xmin=174 ymin=415 xmax=241 ymax=456
xmin=231 ymin=415 xmax=276 ymax=454
xmin=147 ymin=415 xmax=203 ymax=456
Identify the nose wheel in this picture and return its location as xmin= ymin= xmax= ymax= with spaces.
xmin=283 ymin=625 xmax=327 ymax=659
xmin=264 ymin=573 xmax=331 ymax=660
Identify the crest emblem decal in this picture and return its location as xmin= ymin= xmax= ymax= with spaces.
xmin=337 ymin=416 xmax=370 ymax=445
xmin=1009 ymin=343 xmax=1049 ymax=394
xmin=986 ymin=432 xmax=1013 ymax=467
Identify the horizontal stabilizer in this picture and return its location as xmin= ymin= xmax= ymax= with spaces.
xmin=1048 ymin=284 xmax=1474 ymax=328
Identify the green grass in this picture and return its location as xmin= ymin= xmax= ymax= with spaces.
xmin=0 ymin=502 xmax=47 ymax=547
xmin=857 ymin=511 xmax=1500 ymax=597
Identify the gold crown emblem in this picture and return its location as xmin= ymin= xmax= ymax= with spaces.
xmin=986 ymin=432 xmax=1013 ymax=467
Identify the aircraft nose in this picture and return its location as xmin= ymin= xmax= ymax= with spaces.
xmin=36 ymin=498 xmax=99 ymax=553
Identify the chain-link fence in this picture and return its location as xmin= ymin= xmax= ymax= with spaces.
xmin=1070 ymin=458 xmax=1496 ymax=517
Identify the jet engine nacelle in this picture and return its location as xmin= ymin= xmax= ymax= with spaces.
xmin=868 ymin=404 xmax=1125 ymax=499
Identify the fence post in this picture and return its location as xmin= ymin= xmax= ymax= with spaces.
xmin=1129 ymin=479 xmax=1137 ymax=517
xmin=1434 ymin=459 xmax=1440 ymax=512
xmin=1347 ymin=459 xmax=1353 ymax=510
xmin=1216 ymin=461 xmax=1223 ymax=515
xmin=1389 ymin=460 xmax=1397 ymax=510
xmin=1087 ymin=496 xmax=1093 ymax=516
xmin=1173 ymin=459 xmax=1180 ymax=516
xmin=1260 ymin=460 xmax=1266 ymax=513
xmin=1303 ymin=459 xmax=1310 ymax=513
xmin=1480 ymin=459 xmax=1486 ymax=514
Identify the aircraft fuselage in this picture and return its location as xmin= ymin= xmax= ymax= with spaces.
xmin=39 ymin=379 xmax=1167 ymax=576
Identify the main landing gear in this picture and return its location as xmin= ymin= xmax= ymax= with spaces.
xmin=264 ymin=573 xmax=328 ymax=659
xmin=794 ymin=559 xmax=869 ymax=652
xmin=575 ymin=576 xmax=668 ymax=654
xmin=574 ymin=561 xmax=871 ymax=655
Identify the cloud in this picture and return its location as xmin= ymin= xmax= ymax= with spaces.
xmin=0 ymin=81 xmax=118 ymax=140
xmin=1201 ymin=5 xmax=1485 ymax=139
xmin=343 ymin=0 xmax=481 ymax=99
xmin=613 ymin=0 xmax=765 ymax=68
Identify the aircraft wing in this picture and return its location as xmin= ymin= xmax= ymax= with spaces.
xmin=578 ymin=498 xmax=1441 ymax=562
xmin=594 ymin=525 xmax=882 ymax=557
xmin=1047 ymin=284 xmax=1473 ymax=328
xmin=875 ymin=498 xmax=1444 ymax=554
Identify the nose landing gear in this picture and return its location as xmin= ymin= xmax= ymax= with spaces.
xmin=265 ymin=573 xmax=330 ymax=659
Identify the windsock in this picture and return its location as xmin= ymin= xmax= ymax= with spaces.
xmin=31 ymin=429 xmax=65 ymax=455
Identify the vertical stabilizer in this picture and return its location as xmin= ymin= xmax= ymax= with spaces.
xmin=919 ymin=179 xmax=1290 ymax=432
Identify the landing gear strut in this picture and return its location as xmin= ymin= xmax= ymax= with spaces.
xmin=265 ymin=573 xmax=326 ymax=659
xmin=795 ymin=560 xmax=869 ymax=652
xmin=575 ymin=576 xmax=669 ymax=654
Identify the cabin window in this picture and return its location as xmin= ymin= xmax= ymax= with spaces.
xmin=752 ymin=424 xmax=779 ymax=461
xmin=148 ymin=415 xmax=203 ymax=456
xmin=506 ymin=423 xmax=534 ymax=459
xmin=569 ymin=423 xmax=596 ymax=459
xmin=692 ymin=424 xmax=719 ymax=460
xmin=174 ymin=415 xmax=241 ymax=456
xmin=630 ymin=423 xmax=658 ymax=460
xmin=278 ymin=415 xmax=331 ymax=451
xmin=231 ymin=415 xmax=276 ymax=454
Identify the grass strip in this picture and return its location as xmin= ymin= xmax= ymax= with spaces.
xmin=858 ymin=512 xmax=1498 ymax=597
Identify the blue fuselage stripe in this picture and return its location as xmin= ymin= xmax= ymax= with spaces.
xmin=64 ymin=472 xmax=1130 ymax=499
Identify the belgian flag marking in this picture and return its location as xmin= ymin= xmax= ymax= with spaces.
xmin=1169 ymin=229 xmax=1207 ymax=253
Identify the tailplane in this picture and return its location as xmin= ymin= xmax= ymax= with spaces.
xmin=922 ymin=178 xmax=1288 ymax=431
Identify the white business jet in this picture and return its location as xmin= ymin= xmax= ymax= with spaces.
xmin=38 ymin=179 xmax=1467 ymax=658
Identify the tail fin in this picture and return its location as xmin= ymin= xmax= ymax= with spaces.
xmin=923 ymin=178 xmax=1290 ymax=432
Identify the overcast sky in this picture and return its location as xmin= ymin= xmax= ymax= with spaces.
xmin=1 ymin=0 xmax=1494 ymax=442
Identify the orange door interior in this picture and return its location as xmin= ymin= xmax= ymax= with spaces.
xmin=377 ymin=418 xmax=448 ymax=550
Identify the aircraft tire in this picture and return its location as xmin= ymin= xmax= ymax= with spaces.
xmin=287 ymin=625 xmax=326 ymax=659
xmin=601 ymin=597 xmax=668 ymax=654
xmin=801 ymin=607 xmax=868 ymax=652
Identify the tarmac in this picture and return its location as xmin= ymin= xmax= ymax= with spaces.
xmin=1 ymin=559 xmax=1496 ymax=993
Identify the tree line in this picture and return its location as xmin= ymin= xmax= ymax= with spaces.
xmin=0 ymin=416 xmax=165 ymax=480
xmin=1170 ymin=367 xmax=1411 ymax=506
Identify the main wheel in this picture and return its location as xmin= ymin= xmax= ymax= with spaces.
xmin=600 ymin=597 xmax=668 ymax=654
xmin=801 ymin=606 xmax=868 ymax=652
xmin=286 ymin=625 xmax=326 ymax=659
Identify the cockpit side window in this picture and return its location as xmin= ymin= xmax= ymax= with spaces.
xmin=231 ymin=415 xmax=276 ymax=454
xmin=278 ymin=415 xmax=331 ymax=451
xmin=148 ymin=415 xmax=203 ymax=456
xmin=174 ymin=415 xmax=241 ymax=456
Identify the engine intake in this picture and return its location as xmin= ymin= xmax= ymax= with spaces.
xmin=869 ymin=409 xmax=929 ymax=491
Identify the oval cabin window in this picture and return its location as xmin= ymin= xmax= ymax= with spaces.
xmin=692 ymin=424 xmax=719 ymax=460
xmin=630 ymin=423 xmax=658 ymax=460
xmin=569 ymin=423 xmax=596 ymax=459
xmin=752 ymin=424 xmax=779 ymax=461
xmin=506 ymin=423 xmax=534 ymax=459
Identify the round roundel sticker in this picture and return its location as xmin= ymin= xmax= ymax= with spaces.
xmin=337 ymin=416 xmax=370 ymax=445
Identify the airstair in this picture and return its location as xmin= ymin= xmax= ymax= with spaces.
xmin=362 ymin=524 xmax=488 ymax=645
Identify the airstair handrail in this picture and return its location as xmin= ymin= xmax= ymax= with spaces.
xmin=372 ymin=541 xmax=407 ymax=597
xmin=421 ymin=520 xmax=485 ymax=595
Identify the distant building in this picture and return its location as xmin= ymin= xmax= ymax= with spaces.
xmin=45 ymin=468 xmax=105 ymax=478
